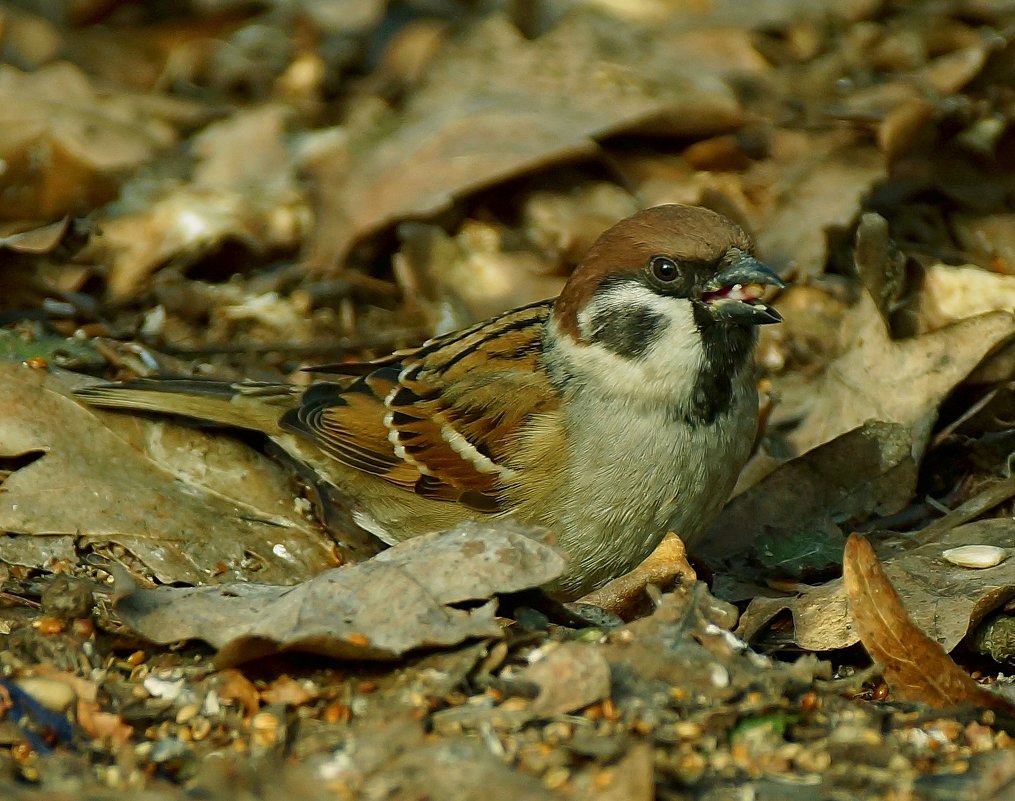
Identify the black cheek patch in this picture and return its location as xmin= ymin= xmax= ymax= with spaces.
xmin=589 ymin=305 xmax=667 ymax=359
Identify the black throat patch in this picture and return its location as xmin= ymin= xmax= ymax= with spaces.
xmin=687 ymin=302 xmax=756 ymax=425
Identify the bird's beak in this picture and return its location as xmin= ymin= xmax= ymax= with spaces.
xmin=701 ymin=254 xmax=784 ymax=325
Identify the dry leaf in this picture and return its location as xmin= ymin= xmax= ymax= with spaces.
xmin=304 ymin=11 xmax=751 ymax=269
xmin=0 ymin=62 xmax=188 ymax=218
xmin=359 ymin=738 xmax=552 ymax=801
xmin=748 ymin=293 xmax=1015 ymax=491
xmin=0 ymin=362 xmax=336 ymax=584
xmin=0 ymin=217 xmax=71 ymax=254
xmin=752 ymin=130 xmax=885 ymax=278
xmin=609 ymin=129 xmax=885 ymax=279
xmin=93 ymin=105 xmax=309 ymax=300
xmin=843 ymin=533 xmax=1014 ymax=712
xmin=260 ymin=675 xmax=315 ymax=707
xmin=854 ymin=212 xmax=906 ymax=324
xmin=113 ymin=523 xmax=566 ymax=665
xmin=707 ymin=422 xmax=916 ymax=561
xmin=952 ymin=212 xmax=1015 ymax=273
xmin=918 ymin=264 xmax=1015 ymax=333
xmin=216 ymin=669 xmax=261 ymax=718
xmin=397 ymin=220 xmax=566 ymax=327
xmin=570 ymin=743 xmax=654 ymax=801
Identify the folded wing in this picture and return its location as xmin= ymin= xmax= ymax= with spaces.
xmin=281 ymin=301 xmax=557 ymax=511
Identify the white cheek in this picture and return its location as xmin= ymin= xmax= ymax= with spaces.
xmin=559 ymin=289 xmax=704 ymax=406
xmin=642 ymin=298 xmax=705 ymax=390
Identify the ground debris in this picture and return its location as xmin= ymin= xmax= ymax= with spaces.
xmin=0 ymin=1 xmax=1014 ymax=798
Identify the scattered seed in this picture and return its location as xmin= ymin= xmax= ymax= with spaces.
xmin=942 ymin=545 xmax=1009 ymax=569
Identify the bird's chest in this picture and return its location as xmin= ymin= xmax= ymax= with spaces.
xmin=530 ymin=383 xmax=755 ymax=597
xmin=565 ymin=389 xmax=753 ymax=527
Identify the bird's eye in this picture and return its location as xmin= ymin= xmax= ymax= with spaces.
xmin=650 ymin=256 xmax=679 ymax=282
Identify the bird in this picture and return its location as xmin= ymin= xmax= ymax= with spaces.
xmin=75 ymin=205 xmax=783 ymax=600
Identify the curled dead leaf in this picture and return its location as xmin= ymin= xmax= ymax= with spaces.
xmin=737 ymin=520 xmax=1015 ymax=653
xmin=843 ymin=533 xmax=1015 ymax=712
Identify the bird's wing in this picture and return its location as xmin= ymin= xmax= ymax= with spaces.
xmin=280 ymin=301 xmax=559 ymax=510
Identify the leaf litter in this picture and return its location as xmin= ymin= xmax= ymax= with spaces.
xmin=0 ymin=361 xmax=337 ymax=584
xmin=0 ymin=2 xmax=1015 ymax=799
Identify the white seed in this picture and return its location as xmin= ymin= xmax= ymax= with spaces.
xmin=942 ymin=545 xmax=1009 ymax=569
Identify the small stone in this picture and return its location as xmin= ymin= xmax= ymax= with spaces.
xmin=189 ymin=716 xmax=212 ymax=741
xmin=143 ymin=675 xmax=185 ymax=701
xmin=14 ymin=677 xmax=76 ymax=712
xmin=543 ymin=766 xmax=570 ymax=790
xmin=149 ymin=737 xmax=189 ymax=765
xmin=672 ymin=721 xmax=703 ymax=740
xmin=566 ymin=731 xmax=629 ymax=762
xmin=543 ymin=721 xmax=573 ymax=743
xmin=250 ymin=710 xmax=285 ymax=750
xmin=675 ymin=751 xmax=707 ymax=784
xmin=40 ymin=575 xmax=94 ymax=620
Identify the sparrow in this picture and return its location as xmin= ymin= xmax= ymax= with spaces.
xmin=75 ymin=205 xmax=783 ymax=600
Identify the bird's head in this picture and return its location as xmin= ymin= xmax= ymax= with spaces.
xmin=554 ymin=204 xmax=783 ymax=345
xmin=549 ymin=205 xmax=784 ymax=413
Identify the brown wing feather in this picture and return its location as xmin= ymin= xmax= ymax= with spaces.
xmin=279 ymin=376 xmax=413 ymax=489
xmin=280 ymin=301 xmax=557 ymax=509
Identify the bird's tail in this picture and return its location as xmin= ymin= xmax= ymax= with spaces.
xmin=74 ymin=379 xmax=300 ymax=433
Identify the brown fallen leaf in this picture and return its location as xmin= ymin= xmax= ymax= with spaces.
xmin=603 ymin=586 xmax=768 ymax=705
xmin=918 ymin=264 xmax=1015 ymax=334
xmin=706 ymin=421 xmax=916 ymax=562
xmin=0 ymin=217 xmax=71 ymax=254
xmin=609 ymin=128 xmax=885 ymax=279
xmin=0 ymin=62 xmax=194 ymax=219
xmin=113 ymin=522 xmax=566 ymax=666
xmin=515 ymin=642 xmax=611 ymax=718
xmin=843 ymin=533 xmax=1014 ymax=712
xmin=91 ymin=104 xmax=308 ymax=301
xmin=751 ymin=130 xmax=885 ymax=279
xmin=853 ymin=212 xmax=906 ymax=327
xmin=359 ymin=737 xmax=552 ymax=801
xmin=743 ymin=293 xmax=1015 ymax=493
xmin=259 ymin=675 xmax=316 ymax=707
xmin=396 ymin=220 xmax=566 ymax=328
xmin=568 ymin=742 xmax=654 ymax=801
xmin=216 ymin=669 xmax=261 ymax=718
xmin=953 ymin=212 xmax=1015 ymax=274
